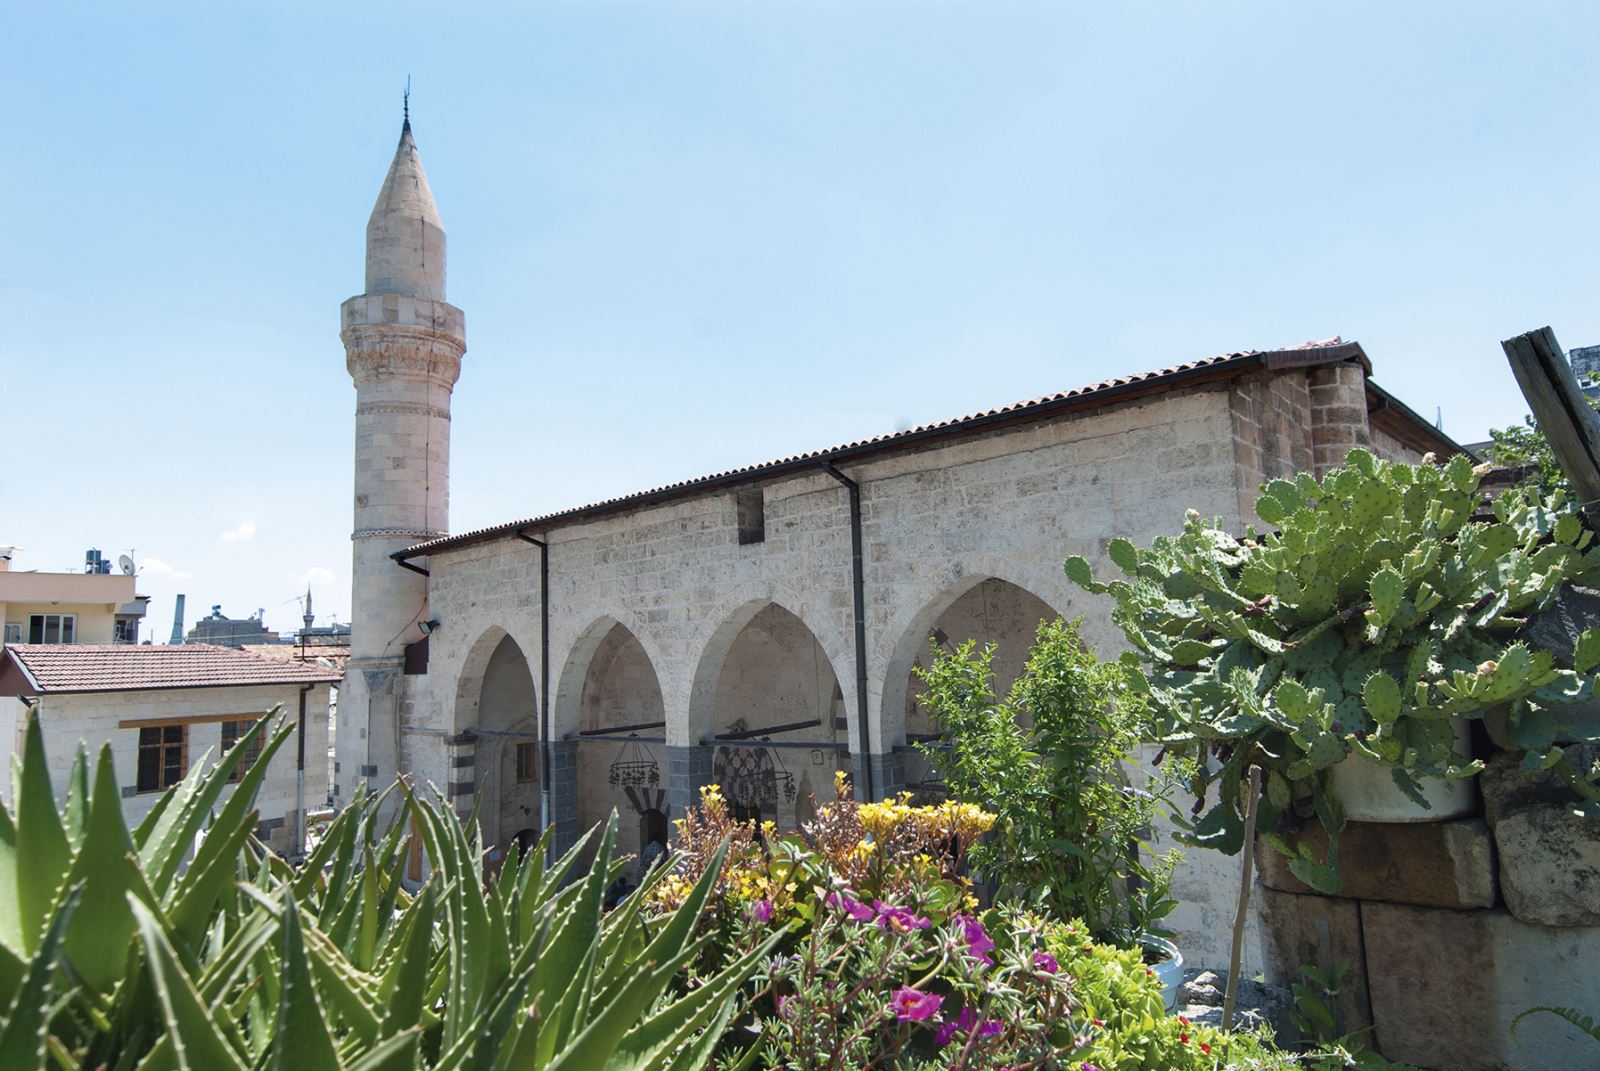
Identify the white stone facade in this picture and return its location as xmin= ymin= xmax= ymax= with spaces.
xmin=6 ymin=683 xmax=331 ymax=851
xmin=335 ymin=122 xmax=1458 ymax=970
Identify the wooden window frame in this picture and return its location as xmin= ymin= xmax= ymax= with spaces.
xmin=136 ymin=723 xmax=188 ymax=794
xmin=220 ymin=717 xmax=265 ymax=783
xmin=515 ymin=742 xmax=537 ymax=784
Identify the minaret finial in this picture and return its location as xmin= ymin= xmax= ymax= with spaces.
xmin=403 ymin=76 xmax=411 ymax=131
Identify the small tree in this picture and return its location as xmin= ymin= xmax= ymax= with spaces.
xmin=915 ymin=618 xmax=1188 ymax=949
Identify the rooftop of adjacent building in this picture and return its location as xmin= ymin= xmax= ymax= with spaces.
xmin=0 ymin=642 xmax=344 ymax=696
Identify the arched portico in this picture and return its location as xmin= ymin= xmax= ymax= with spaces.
xmin=879 ymin=576 xmax=1063 ymax=797
xmin=453 ymin=627 xmax=541 ymax=865
xmin=679 ymin=600 xmax=850 ymax=830
xmin=561 ymin=618 xmax=668 ymax=877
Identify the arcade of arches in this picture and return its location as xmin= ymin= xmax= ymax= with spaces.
xmin=451 ymin=582 xmax=1059 ymax=879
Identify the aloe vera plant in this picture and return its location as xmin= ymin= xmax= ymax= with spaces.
xmin=0 ymin=706 xmax=771 ymax=1069
xmin=1067 ymin=448 xmax=1600 ymax=891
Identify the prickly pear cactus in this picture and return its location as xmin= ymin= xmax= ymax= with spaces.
xmin=1066 ymin=448 xmax=1600 ymax=892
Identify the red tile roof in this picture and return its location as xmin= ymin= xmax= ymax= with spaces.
xmin=1 ymin=644 xmax=344 ymax=695
xmin=240 ymin=643 xmax=351 ymax=675
xmin=397 ymin=338 xmax=1452 ymax=560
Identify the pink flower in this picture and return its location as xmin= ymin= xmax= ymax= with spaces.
xmin=1032 ymin=951 xmax=1059 ymax=974
xmin=955 ymin=914 xmax=995 ymax=964
xmin=749 ymin=899 xmax=773 ymax=923
xmin=890 ymin=986 xmax=944 ymax=1022
xmin=935 ymin=1007 xmax=1003 ymax=1045
xmin=874 ymin=899 xmax=930 ymax=933
xmin=826 ymin=892 xmax=876 ymax=922
xmin=777 ymin=995 xmax=796 ymax=1020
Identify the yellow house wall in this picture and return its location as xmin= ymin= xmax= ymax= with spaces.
xmin=0 ymin=601 xmax=121 ymax=645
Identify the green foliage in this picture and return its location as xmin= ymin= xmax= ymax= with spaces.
xmin=1485 ymin=397 xmax=1600 ymax=500
xmin=914 ymin=618 xmax=1189 ymax=949
xmin=1510 ymin=1005 xmax=1600 ymax=1046
xmin=0 ymin=707 xmax=763 ymax=1070
xmin=1066 ymin=448 xmax=1600 ymax=892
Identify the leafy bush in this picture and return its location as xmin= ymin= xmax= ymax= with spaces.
xmin=914 ymin=618 xmax=1190 ymax=948
xmin=0 ymin=708 xmax=770 ymax=1070
xmin=1067 ymin=448 xmax=1600 ymax=890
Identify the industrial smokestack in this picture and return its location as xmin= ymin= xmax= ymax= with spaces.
xmin=170 ymin=594 xmax=186 ymax=645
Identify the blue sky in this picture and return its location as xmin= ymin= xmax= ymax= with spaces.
xmin=2 ymin=1 xmax=1595 ymax=636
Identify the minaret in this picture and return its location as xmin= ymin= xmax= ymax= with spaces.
xmin=302 ymin=586 xmax=315 ymax=634
xmin=336 ymin=106 xmax=466 ymax=803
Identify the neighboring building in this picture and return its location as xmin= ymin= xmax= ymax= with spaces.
xmin=333 ymin=115 xmax=1461 ymax=969
xmin=186 ymin=605 xmax=278 ymax=647
xmin=1568 ymin=344 xmax=1600 ymax=400
xmin=0 ymin=548 xmax=149 ymax=648
xmin=0 ymin=643 xmax=340 ymax=854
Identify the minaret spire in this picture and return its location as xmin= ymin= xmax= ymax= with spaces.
xmin=403 ymin=76 xmax=410 ymax=132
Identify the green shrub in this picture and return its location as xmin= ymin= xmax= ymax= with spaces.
xmin=0 ymin=708 xmax=772 ymax=1070
xmin=914 ymin=618 xmax=1190 ymax=948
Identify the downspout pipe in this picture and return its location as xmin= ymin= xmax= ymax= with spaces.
xmin=295 ymin=682 xmax=313 ymax=860
xmin=517 ymin=532 xmax=552 ymax=855
xmin=821 ymin=462 xmax=874 ymax=802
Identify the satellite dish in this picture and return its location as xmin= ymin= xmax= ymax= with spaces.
xmin=119 ymin=555 xmax=135 ymax=576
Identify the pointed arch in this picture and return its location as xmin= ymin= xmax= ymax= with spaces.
xmin=452 ymin=626 xmax=539 ymax=859
xmin=555 ymin=615 xmax=667 ymax=878
xmin=879 ymin=575 xmax=1066 ymax=754
xmin=688 ymin=599 xmax=850 ymax=829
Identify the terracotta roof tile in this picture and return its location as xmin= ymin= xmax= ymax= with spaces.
xmin=400 ymin=339 xmax=1389 ymax=559
xmin=240 ymin=643 xmax=351 ymax=675
xmin=2 ymin=644 xmax=344 ymax=695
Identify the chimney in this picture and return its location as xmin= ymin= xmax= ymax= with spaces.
xmin=170 ymin=594 xmax=186 ymax=645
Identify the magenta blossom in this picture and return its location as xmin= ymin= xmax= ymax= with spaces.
xmin=1032 ymin=951 xmax=1059 ymax=974
xmin=935 ymin=1006 xmax=1005 ymax=1046
xmin=826 ymin=892 xmax=876 ymax=922
xmin=956 ymin=914 xmax=996 ymax=964
xmin=890 ymin=987 xmax=944 ymax=1022
xmin=874 ymin=899 xmax=931 ymax=933
xmin=749 ymin=899 xmax=773 ymax=923
xmin=777 ymin=995 xmax=796 ymax=1020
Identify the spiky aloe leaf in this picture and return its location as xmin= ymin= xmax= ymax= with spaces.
xmin=271 ymin=892 xmax=341 ymax=1071
xmin=0 ymin=799 xmax=23 ymax=955
xmin=130 ymin=895 xmax=247 ymax=1071
xmin=62 ymin=747 xmax=138 ymax=992
xmin=142 ymin=713 xmax=283 ymax=893
xmin=63 ymin=743 xmax=89 ymax=852
xmin=0 ymin=885 xmax=80 ymax=1070
xmin=14 ymin=713 xmax=70 ymax=955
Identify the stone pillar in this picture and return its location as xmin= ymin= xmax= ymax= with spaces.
xmin=547 ymin=740 xmax=579 ymax=858
xmin=666 ymin=744 xmax=715 ymax=824
xmin=444 ymin=731 xmax=476 ymax=820
xmin=1308 ymin=363 xmax=1371 ymax=477
xmin=867 ymin=751 xmax=904 ymax=800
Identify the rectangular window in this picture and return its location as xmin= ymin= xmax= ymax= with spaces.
xmin=27 ymin=614 xmax=76 ymax=644
xmin=136 ymin=723 xmax=187 ymax=794
xmin=114 ymin=618 xmax=139 ymax=644
xmin=515 ymin=743 xmax=536 ymax=784
xmin=736 ymin=488 xmax=766 ymax=545
xmin=220 ymin=719 xmax=264 ymax=783
xmin=3 ymin=624 xmax=19 ymax=644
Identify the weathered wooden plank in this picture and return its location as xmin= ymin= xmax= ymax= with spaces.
xmin=1502 ymin=327 xmax=1600 ymax=522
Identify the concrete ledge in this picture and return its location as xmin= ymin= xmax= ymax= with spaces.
xmin=1256 ymin=819 xmax=1496 ymax=909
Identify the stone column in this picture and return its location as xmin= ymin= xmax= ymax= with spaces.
xmin=547 ymin=739 xmax=580 ymax=858
xmin=867 ymin=751 xmax=905 ymax=800
xmin=666 ymin=744 xmax=715 ymax=825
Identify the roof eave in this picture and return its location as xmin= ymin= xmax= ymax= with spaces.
xmin=396 ymin=350 xmax=1293 ymax=562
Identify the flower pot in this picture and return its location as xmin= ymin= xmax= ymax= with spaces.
xmin=1139 ymin=935 xmax=1183 ymax=1011
xmin=1329 ymin=719 xmax=1478 ymax=822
